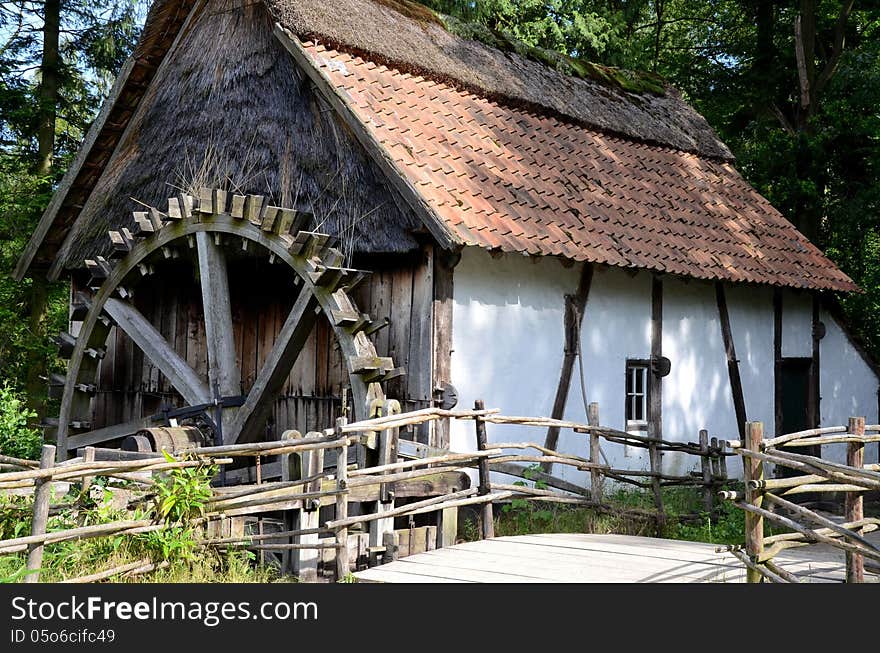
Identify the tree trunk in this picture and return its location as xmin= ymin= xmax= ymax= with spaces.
xmin=36 ymin=0 xmax=61 ymax=176
xmin=25 ymin=276 xmax=49 ymax=418
xmin=27 ymin=0 xmax=62 ymax=417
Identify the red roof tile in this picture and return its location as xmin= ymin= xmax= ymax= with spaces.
xmin=303 ymin=42 xmax=858 ymax=292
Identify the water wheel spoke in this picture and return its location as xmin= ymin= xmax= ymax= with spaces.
xmin=196 ymin=231 xmax=239 ymax=398
xmin=103 ymin=297 xmax=210 ymax=405
xmin=227 ymin=289 xmax=320 ymax=444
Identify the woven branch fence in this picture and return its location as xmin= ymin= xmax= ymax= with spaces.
xmin=1 ymin=401 xmax=729 ymax=583
xmin=720 ymin=417 xmax=880 ymax=583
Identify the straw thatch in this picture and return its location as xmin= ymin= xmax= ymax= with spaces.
xmin=265 ymin=0 xmax=733 ymax=161
xmin=58 ymin=0 xmax=420 ymax=270
xmin=24 ymin=0 xmax=735 ymax=275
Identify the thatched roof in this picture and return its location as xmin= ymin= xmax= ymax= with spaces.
xmin=17 ymin=0 xmax=420 ymax=278
xmin=15 ymin=0 xmax=855 ymax=294
xmin=266 ymin=0 xmax=733 ymax=161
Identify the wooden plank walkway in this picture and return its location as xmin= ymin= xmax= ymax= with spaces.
xmin=354 ymin=532 xmax=880 ymax=583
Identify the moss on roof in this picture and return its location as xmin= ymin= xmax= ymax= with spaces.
xmin=371 ymin=0 xmax=666 ymax=96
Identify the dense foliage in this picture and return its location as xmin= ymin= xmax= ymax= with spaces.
xmin=0 ymin=0 xmax=144 ymax=440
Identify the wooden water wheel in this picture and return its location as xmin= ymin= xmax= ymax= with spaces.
xmin=48 ymin=188 xmax=402 ymax=461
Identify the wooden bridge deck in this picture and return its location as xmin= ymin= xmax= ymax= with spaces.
xmin=354 ymin=533 xmax=880 ymax=583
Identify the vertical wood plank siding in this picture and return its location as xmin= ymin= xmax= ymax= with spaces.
xmin=91 ymin=254 xmax=432 ymax=440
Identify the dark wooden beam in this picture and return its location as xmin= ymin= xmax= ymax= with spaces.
xmin=431 ymin=246 xmax=458 ymax=449
xmin=542 ymin=263 xmax=593 ymax=468
xmin=103 ymin=297 xmax=209 ymax=406
xmin=649 ymin=275 xmax=664 ymax=524
xmin=810 ymin=293 xmax=821 ymax=429
xmin=715 ymin=282 xmax=747 ymax=439
xmin=774 ymin=289 xmax=783 ymax=438
xmin=227 ymin=289 xmax=319 ymax=444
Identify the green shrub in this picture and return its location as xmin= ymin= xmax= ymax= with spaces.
xmin=0 ymin=384 xmax=42 ymax=460
xmin=152 ymin=451 xmax=216 ymax=522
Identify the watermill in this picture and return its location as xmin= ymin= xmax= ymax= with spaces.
xmin=47 ymin=189 xmax=402 ymax=465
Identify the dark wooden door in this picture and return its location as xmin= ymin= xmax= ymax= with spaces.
xmin=777 ymin=357 xmax=819 ymax=476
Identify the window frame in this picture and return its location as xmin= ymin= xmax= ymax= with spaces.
xmin=624 ymin=359 xmax=651 ymax=433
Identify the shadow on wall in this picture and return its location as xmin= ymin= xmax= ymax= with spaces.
xmin=449 ymin=249 xmax=578 ymax=452
xmin=661 ymin=278 xmax=735 ymax=464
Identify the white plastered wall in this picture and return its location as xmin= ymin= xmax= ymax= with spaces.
xmin=449 ymin=247 xmax=880 ymax=483
xmin=819 ymin=311 xmax=879 ymax=464
xmin=449 ymin=248 xmax=579 ymax=469
xmin=660 ymin=277 xmax=737 ymax=477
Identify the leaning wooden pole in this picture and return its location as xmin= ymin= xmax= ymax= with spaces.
xmin=474 ymin=399 xmax=494 ymax=539
xmin=543 ymin=264 xmax=592 ymax=467
xmin=846 ymin=416 xmax=865 ymax=583
xmin=25 ymin=444 xmax=56 ymax=583
xmin=742 ymin=422 xmax=764 ymax=583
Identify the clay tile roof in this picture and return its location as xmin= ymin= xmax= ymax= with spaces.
xmin=299 ymin=40 xmax=857 ymax=292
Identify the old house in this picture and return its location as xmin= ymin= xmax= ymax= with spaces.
xmin=14 ymin=0 xmax=879 ymax=485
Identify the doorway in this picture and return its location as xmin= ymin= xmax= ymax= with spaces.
xmin=777 ymin=357 xmax=819 ymax=474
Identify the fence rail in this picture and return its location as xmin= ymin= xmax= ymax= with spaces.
xmin=1 ymin=401 xmax=729 ymax=582
xmin=721 ymin=416 xmax=880 ymax=583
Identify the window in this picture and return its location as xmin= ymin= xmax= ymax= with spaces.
xmin=625 ymin=360 xmax=650 ymax=433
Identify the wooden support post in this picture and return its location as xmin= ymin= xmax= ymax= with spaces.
xmin=25 ymin=445 xmax=56 ymax=583
xmin=370 ymin=400 xmax=400 ymax=549
xmin=81 ymin=446 xmax=95 ymax=495
xmin=255 ymin=455 xmax=264 ymax=567
xmin=743 ymin=422 xmax=765 ymax=583
xmin=649 ymin=275 xmax=665 ymax=533
xmin=279 ymin=430 xmax=299 ymax=577
xmin=293 ymin=431 xmax=322 ymax=582
xmin=773 ymin=290 xmax=783 ymax=442
xmin=716 ymin=283 xmax=747 ymax=440
xmin=588 ymin=402 xmax=603 ymax=503
xmin=431 ymin=247 xmax=457 ymax=450
xmin=846 ymin=416 xmax=865 ymax=583
xmin=543 ymin=264 xmax=593 ymax=468
xmin=382 ymin=531 xmax=399 ymax=563
xmin=474 ymin=399 xmax=494 ymax=539
xmin=334 ymin=418 xmax=350 ymax=581
xmin=699 ymin=430 xmax=713 ymax=514
xmin=437 ymin=506 xmax=458 ymax=549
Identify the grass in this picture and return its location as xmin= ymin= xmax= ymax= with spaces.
xmin=0 ymin=466 xmax=280 ymax=584
xmin=462 ymin=485 xmax=752 ymax=546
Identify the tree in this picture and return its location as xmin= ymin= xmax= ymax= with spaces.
xmin=0 ymin=0 xmax=143 ymax=417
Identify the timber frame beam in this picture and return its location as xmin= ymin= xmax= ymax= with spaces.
xmin=715 ymin=283 xmax=747 ymax=439
xmin=542 ymin=263 xmax=593 ymax=468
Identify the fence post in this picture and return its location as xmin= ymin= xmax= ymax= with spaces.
xmin=334 ymin=417 xmax=350 ymax=581
xmin=742 ymin=422 xmax=764 ymax=583
xmin=288 ymin=430 xmax=322 ymax=582
xmin=25 ymin=444 xmax=56 ymax=583
xmin=846 ymin=416 xmax=865 ymax=583
xmin=370 ymin=400 xmax=399 ymax=554
xmin=474 ymin=399 xmax=494 ymax=539
xmin=587 ymin=402 xmax=603 ymax=503
xmin=81 ymin=446 xmax=95 ymax=495
xmin=711 ymin=436 xmax=728 ymax=484
xmin=699 ymin=429 xmax=713 ymax=514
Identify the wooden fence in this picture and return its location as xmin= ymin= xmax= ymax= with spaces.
xmin=0 ymin=401 xmax=730 ymax=582
xmin=720 ymin=417 xmax=880 ymax=583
